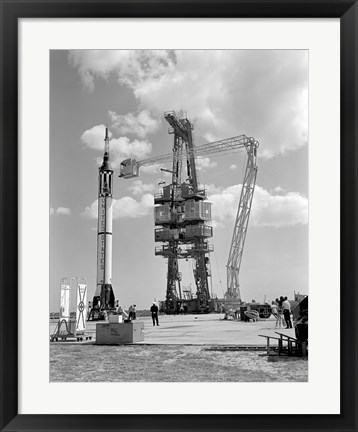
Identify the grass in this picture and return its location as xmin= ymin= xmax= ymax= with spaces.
xmin=50 ymin=344 xmax=308 ymax=382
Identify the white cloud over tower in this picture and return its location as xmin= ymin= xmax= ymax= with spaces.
xmin=69 ymin=49 xmax=308 ymax=159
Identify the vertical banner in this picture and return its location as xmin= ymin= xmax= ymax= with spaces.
xmin=60 ymin=284 xmax=70 ymax=322
xmin=76 ymin=283 xmax=87 ymax=332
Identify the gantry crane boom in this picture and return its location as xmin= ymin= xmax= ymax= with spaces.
xmin=226 ymin=141 xmax=258 ymax=303
xmin=120 ymin=129 xmax=259 ymax=306
xmin=126 ymin=135 xmax=253 ymax=169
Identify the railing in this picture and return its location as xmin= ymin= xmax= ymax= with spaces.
xmin=155 ymin=243 xmax=214 ymax=256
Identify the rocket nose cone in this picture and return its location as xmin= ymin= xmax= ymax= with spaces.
xmin=101 ymin=161 xmax=112 ymax=171
xmin=100 ymin=155 xmax=112 ymax=171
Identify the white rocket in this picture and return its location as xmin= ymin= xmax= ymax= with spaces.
xmin=93 ymin=127 xmax=115 ymax=309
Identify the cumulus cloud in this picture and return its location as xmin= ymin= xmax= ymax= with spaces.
xmin=68 ymin=50 xmax=174 ymax=92
xmin=272 ymin=186 xmax=285 ymax=194
xmin=80 ymin=124 xmax=111 ymax=150
xmin=109 ymin=110 xmax=160 ymax=139
xmin=50 ymin=207 xmax=71 ymax=216
xmin=140 ymin=164 xmax=162 ymax=175
xmin=81 ymin=176 xmax=307 ymax=227
xmin=128 ymin=180 xmax=156 ymax=197
xmin=210 ymin=184 xmax=308 ymax=228
xmin=82 ymin=194 xmax=153 ymax=219
xmin=113 ymin=194 xmax=153 ymax=218
xmin=252 ymin=187 xmax=308 ymax=227
xmin=80 ymin=124 xmax=152 ymax=168
xmin=205 ymin=184 xmax=224 ymax=195
xmin=69 ymin=49 xmax=308 ymax=159
xmin=195 ymin=156 xmax=218 ymax=171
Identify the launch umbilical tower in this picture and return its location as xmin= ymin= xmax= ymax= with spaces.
xmin=153 ymin=111 xmax=213 ymax=313
xmin=119 ymin=111 xmax=259 ymax=313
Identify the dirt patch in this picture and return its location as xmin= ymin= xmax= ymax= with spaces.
xmin=50 ymin=344 xmax=308 ymax=382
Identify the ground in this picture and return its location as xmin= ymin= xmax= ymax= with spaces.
xmin=50 ymin=314 xmax=308 ymax=382
xmin=50 ymin=344 xmax=307 ymax=382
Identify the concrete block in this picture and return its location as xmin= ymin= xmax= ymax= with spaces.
xmin=96 ymin=321 xmax=144 ymax=344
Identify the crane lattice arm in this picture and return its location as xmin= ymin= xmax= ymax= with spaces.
xmin=226 ymin=142 xmax=258 ymax=303
xmin=119 ymin=135 xmax=256 ymax=177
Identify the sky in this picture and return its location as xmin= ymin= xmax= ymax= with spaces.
xmin=50 ymin=49 xmax=308 ymax=312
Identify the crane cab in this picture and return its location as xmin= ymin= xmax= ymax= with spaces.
xmin=119 ymin=158 xmax=139 ymax=179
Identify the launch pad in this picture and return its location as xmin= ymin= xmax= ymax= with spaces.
xmin=88 ymin=113 xmax=259 ymax=321
xmin=50 ymin=313 xmax=292 ymax=346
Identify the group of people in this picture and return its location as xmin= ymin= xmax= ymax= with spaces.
xmin=271 ymin=296 xmax=293 ymax=329
xmin=115 ymin=302 xmax=137 ymax=322
xmin=114 ymin=301 xmax=160 ymax=327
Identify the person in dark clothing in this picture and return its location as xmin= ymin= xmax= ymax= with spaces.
xmin=295 ymin=310 xmax=308 ymax=342
xmin=282 ymin=296 xmax=293 ymax=328
xmin=150 ymin=302 xmax=159 ymax=326
xmin=128 ymin=304 xmax=137 ymax=320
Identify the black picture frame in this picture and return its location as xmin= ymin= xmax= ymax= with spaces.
xmin=1 ymin=1 xmax=357 ymax=431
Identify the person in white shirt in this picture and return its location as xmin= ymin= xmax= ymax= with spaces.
xmin=282 ymin=297 xmax=292 ymax=328
xmin=128 ymin=304 xmax=137 ymax=320
xmin=271 ymin=301 xmax=278 ymax=318
xmin=116 ymin=302 xmax=129 ymax=320
xmin=274 ymin=298 xmax=284 ymax=328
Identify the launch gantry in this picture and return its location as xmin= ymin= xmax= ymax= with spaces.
xmin=154 ymin=111 xmax=213 ymax=314
xmin=120 ymin=110 xmax=259 ymax=313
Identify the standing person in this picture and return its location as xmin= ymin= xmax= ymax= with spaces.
xmin=275 ymin=298 xmax=283 ymax=328
xmin=116 ymin=302 xmax=129 ymax=321
xmin=150 ymin=302 xmax=159 ymax=326
xmin=271 ymin=300 xmax=278 ymax=320
xmin=282 ymin=296 xmax=293 ymax=328
xmin=128 ymin=304 xmax=137 ymax=320
xmin=131 ymin=304 xmax=137 ymax=320
xmin=279 ymin=296 xmax=285 ymax=327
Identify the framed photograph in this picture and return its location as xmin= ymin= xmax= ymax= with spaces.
xmin=1 ymin=1 xmax=356 ymax=431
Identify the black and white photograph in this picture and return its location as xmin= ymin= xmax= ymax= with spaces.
xmin=2 ymin=3 xmax=357 ymax=430
xmin=49 ymin=49 xmax=309 ymax=382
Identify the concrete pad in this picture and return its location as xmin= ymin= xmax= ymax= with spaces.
xmin=50 ymin=314 xmax=296 ymax=346
xmin=137 ymin=314 xmax=295 ymax=345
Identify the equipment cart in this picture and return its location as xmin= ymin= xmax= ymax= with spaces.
xmin=51 ymin=278 xmax=90 ymax=342
xmin=50 ymin=318 xmax=92 ymax=342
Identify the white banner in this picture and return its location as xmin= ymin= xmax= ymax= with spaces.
xmin=76 ymin=283 xmax=87 ymax=332
xmin=59 ymin=284 xmax=70 ymax=322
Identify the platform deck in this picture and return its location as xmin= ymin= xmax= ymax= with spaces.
xmin=50 ymin=314 xmax=296 ymax=345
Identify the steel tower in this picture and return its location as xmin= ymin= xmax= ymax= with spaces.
xmin=154 ymin=111 xmax=213 ymax=314
xmin=119 ymin=113 xmax=259 ymax=313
